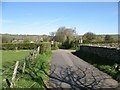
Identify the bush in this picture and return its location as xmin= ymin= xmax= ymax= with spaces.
xmin=97 ymin=65 xmax=120 ymax=82
xmin=61 ymin=39 xmax=79 ymax=50
xmin=39 ymin=42 xmax=51 ymax=54
xmin=51 ymin=42 xmax=59 ymax=50
xmin=2 ymin=43 xmax=36 ymax=50
xmin=62 ymin=37 xmax=71 ymax=49
xmin=25 ymin=51 xmax=51 ymax=88
xmin=70 ymin=40 xmax=79 ymax=50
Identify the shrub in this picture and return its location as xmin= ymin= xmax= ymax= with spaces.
xmin=70 ymin=40 xmax=79 ymax=50
xmin=39 ymin=42 xmax=51 ymax=54
xmin=51 ymin=42 xmax=59 ymax=50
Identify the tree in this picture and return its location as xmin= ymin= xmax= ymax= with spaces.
xmin=49 ymin=32 xmax=56 ymax=41
xmin=50 ymin=32 xmax=55 ymax=37
xmin=2 ymin=36 xmax=13 ymax=43
xmin=104 ymin=35 xmax=113 ymax=43
xmin=55 ymin=26 xmax=76 ymax=43
xmin=54 ymin=26 xmax=77 ymax=49
xmin=23 ymin=38 xmax=30 ymax=43
xmin=83 ymin=32 xmax=96 ymax=41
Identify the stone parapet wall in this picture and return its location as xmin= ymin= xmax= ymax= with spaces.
xmin=80 ymin=45 xmax=120 ymax=63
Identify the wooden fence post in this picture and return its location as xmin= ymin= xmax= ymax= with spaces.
xmin=37 ymin=46 xmax=40 ymax=54
xmin=6 ymin=79 xmax=11 ymax=88
xmin=22 ymin=60 xmax=26 ymax=74
xmin=10 ymin=61 xmax=19 ymax=88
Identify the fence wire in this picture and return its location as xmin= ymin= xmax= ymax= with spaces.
xmin=2 ymin=48 xmax=40 ymax=88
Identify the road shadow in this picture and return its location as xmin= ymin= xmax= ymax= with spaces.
xmin=43 ymin=64 xmax=119 ymax=90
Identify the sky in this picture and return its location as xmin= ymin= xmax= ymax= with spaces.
xmin=1 ymin=2 xmax=118 ymax=35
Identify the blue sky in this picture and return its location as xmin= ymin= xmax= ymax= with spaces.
xmin=2 ymin=2 xmax=118 ymax=35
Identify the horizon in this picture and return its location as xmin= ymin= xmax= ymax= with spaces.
xmin=2 ymin=2 xmax=118 ymax=35
xmin=0 ymin=32 xmax=119 ymax=36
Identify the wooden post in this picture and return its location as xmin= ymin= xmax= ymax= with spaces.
xmin=35 ymin=50 xmax=38 ymax=58
xmin=6 ymin=79 xmax=11 ymax=88
xmin=15 ymin=47 xmax=18 ymax=52
xmin=10 ymin=61 xmax=19 ymax=88
xmin=22 ymin=60 xmax=26 ymax=74
xmin=37 ymin=46 xmax=40 ymax=54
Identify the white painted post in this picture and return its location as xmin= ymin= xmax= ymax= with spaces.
xmin=80 ymin=39 xmax=83 ymax=44
xmin=37 ymin=46 xmax=40 ymax=54
xmin=51 ymin=40 xmax=54 ymax=47
xmin=10 ymin=61 xmax=19 ymax=88
xmin=22 ymin=61 xmax=26 ymax=73
xmin=15 ymin=47 xmax=18 ymax=52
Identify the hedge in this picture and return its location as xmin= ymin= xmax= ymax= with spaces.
xmin=1 ymin=42 xmax=51 ymax=53
xmin=51 ymin=42 xmax=59 ymax=50
xmin=39 ymin=42 xmax=51 ymax=53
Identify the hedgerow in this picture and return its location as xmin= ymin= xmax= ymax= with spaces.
xmin=1 ymin=42 xmax=51 ymax=53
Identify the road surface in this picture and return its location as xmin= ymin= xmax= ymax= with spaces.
xmin=48 ymin=49 xmax=118 ymax=90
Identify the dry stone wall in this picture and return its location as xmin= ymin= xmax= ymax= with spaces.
xmin=80 ymin=45 xmax=120 ymax=63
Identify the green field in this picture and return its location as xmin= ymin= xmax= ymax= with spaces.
xmin=2 ymin=50 xmax=31 ymax=67
xmin=1 ymin=50 xmax=32 ymax=88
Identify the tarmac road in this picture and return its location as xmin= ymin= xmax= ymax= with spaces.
xmin=48 ymin=49 xmax=118 ymax=90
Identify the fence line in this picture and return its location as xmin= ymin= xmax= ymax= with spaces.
xmin=22 ymin=60 xmax=26 ymax=74
xmin=2 ymin=46 xmax=40 ymax=88
xmin=10 ymin=61 xmax=19 ymax=88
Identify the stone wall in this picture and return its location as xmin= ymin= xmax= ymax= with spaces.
xmin=80 ymin=45 xmax=120 ymax=63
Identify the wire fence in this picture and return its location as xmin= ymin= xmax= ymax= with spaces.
xmin=2 ymin=46 xmax=41 ymax=88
